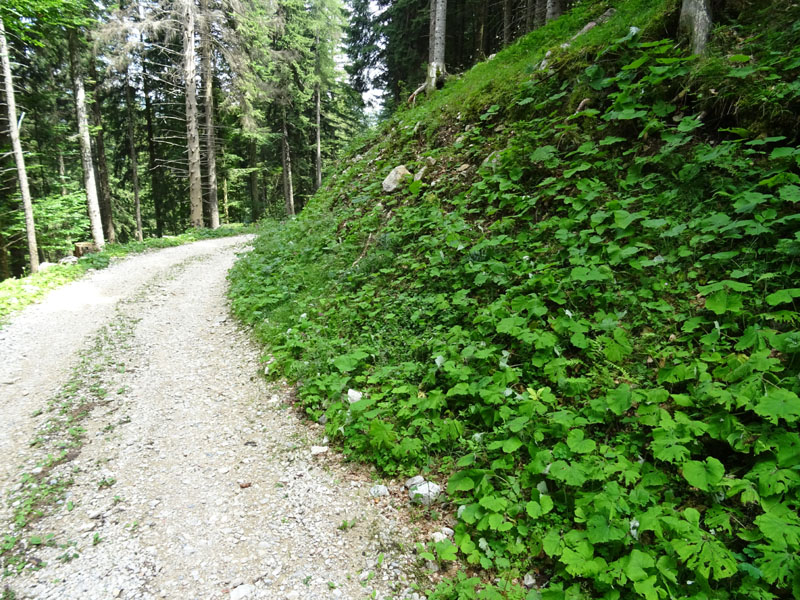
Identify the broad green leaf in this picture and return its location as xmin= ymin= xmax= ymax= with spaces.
xmin=779 ymin=184 xmax=800 ymax=203
xmin=682 ymin=457 xmax=725 ymax=491
xmin=754 ymin=387 xmax=800 ymax=424
xmin=766 ymin=288 xmax=800 ymax=306
xmin=705 ymin=290 xmax=743 ymax=315
xmin=567 ymin=429 xmax=596 ymax=454
xmin=332 ymin=350 xmax=369 ymax=372
xmin=606 ymin=384 xmax=632 ymax=415
xmin=508 ymin=415 xmax=530 ymax=432
xmin=502 ymin=436 xmax=524 ymax=453
xmin=448 ymin=471 xmax=475 ymax=494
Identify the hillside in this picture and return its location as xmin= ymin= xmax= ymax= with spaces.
xmin=229 ymin=1 xmax=800 ymax=598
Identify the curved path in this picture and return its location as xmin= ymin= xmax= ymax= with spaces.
xmin=0 ymin=236 xmax=424 ymax=600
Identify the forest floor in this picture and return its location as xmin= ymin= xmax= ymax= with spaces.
xmin=0 ymin=236 xmax=427 ymax=600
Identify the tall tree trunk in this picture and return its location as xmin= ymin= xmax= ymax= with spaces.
xmin=474 ymin=0 xmax=487 ymax=60
xmin=503 ymin=0 xmax=512 ymax=46
xmin=182 ymin=0 xmax=204 ymax=229
xmin=0 ymin=17 xmax=39 ymax=273
xmin=426 ymin=0 xmax=447 ymax=93
xmin=315 ymin=82 xmax=322 ymax=191
xmin=67 ymin=29 xmax=105 ymax=250
xmin=546 ymin=0 xmax=562 ymax=21
xmin=428 ymin=0 xmax=436 ymax=66
xmin=526 ymin=0 xmax=535 ymax=31
xmin=125 ymin=73 xmax=143 ymax=242
xmin=142 ymin=62 xmax=163 ymax=237
xmin=679 ymin=0 xmax=712 ymax=55
xmin=248 ymin=139 xmax=260 ymax=221
xmin=200 ymin=0 xmax=219 ymax=229
xmin=88 ymin=57 xmax=116 ymax=243
xmin=534 ymin=0 xmax=546 ymax=28
xmin=222 ymin=176 xmax=229 ymax=223
xmin=281 ymin=111 xmax=294 ymax=217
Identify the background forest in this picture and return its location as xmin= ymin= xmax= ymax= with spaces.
xmin=0 ymin=0 xmax=580 ymax=281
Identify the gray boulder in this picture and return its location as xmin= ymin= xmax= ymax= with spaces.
xmin=409 ymin=481 xmax=441 ymax=506
xmin=382 ymin=165 xmax=412 ymax=192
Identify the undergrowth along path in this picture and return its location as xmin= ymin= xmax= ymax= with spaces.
xmin=1 ymin=236 xmax=421 ymax=600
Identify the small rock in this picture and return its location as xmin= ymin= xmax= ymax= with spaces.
xmin=409 ymin=481 xmax=441 ymax=506
xmin=456 ymin=164 xmax=471 ymax=173
xmin=523 ymin=572 xmax=537 ymax=589
xmin=38 ymin=262 xmax=56 ymax=271
xmin=317 ymin=414 xmax=328 ymax=425
xmin=413 ymin=166 xmax=427 ymax=182
xmin=430 ymin=531 xmax=447 ymax=543
xmin=405 ymin=475 xmax=424 ymax=489
xmin=481 ymin=151 xmax=500 ymax=171
xmin=369 ymin=485 xmax=389 ymax=498
xmin=230 ymin=584 xmax=255 ymax=600
xmin=382 ymin=166 xmax=412 ymax=193
xmin=347 ymin=389 xmax=363 ymax=403
xmin=59 ymin=255 xmax=78 ymax=265
xmin=441 ymin=526 xmax=454 ymax=538
xmin=310 ymin=446 xmax=329 ymax=455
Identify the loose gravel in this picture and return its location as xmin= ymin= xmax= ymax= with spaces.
xmin=0 ymin=236 xmax=431 ymax=600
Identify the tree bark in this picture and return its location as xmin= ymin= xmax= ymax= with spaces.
xmin=0 ymin=17 xmax=39 ymax=273
xmin=281 ymin=110 xmax=295 ymax=217
xmin=534 ymin=0 xmax=546 ymax=28
xmin=679 ymin=0 xmax=712 ymax=55
xmin=315 ymin=82 xmax=322 ymax=191
xmin=546 ymin=0 xmax=562 ymax=21
xmin=474 ymin=0 xmax=487 ymax=60
xmin=526 ymin=0 xmax=538 ymax=31
xmin=88 ymin=57 xmax=116 ymax=243
xmin=182 ymin=0 xmax=204 ymax=229
xmin=426 ymin=0 xmax=447 ymax=94
xmin=222 ymin=176 xmax=229 ymax=223
xmin=200 ymin=0 xmax=219 ymax=229
xmin=67 ymin=29 xmax=105 ymax=250
xmin=248 ymin=139 xmax=260 ymax=221
xmin=125 ymin=73 xmax=143 ymax=242
xmin=142 ymin=59 xmax=163 ymax=237
xmin=503 ymin=0 xmax=512 ymax=46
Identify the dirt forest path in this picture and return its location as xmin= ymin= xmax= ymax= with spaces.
xmin=0 ymin=236 xmax=426 ymax=600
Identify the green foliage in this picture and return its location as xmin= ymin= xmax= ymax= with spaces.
xmin=230 ymin=2 xmax=800 ymax=599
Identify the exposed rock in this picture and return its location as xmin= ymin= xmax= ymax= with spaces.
xmin=523 ymin=572 xmax=536 ymax=589
xmin=409 ymin=481 xmax=441 ymax=506
xmin=382 ymin=165 xmax=412 ymax=192
xmin=347 ymin=389 xmax=363 ymax=403
xmin=230 ymin=584 xmax=255 ymax=600
xmin=38 ymin=262 xmax=56 ymax=271
xmin=369 ymin=484 xmax=389 ymax=498
xmin=405 ymin=475 xmax=424 ymax=489
xmin=481 ymin=151 xmax=501 ymax=171
xmin=414 ymin=166 xmax=427 ymax=182
xmin=310 ymin=445 xmax=329 ymax=455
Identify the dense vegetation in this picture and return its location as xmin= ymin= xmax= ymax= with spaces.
xmin=230 ymin=1 xmax=800 ymax=598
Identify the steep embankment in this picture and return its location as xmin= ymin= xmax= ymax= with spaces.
xmin=230 ymin=2 xmax=800 ymax=598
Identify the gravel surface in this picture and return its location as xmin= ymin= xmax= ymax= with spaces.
xmin=0 ymin=236 xmax=430 ymax=600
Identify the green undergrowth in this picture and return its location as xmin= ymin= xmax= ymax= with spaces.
xmin=0 ymin=223 xmax=254 ymax=327
xmin=230 ymin=2 xmax=800 ymax=599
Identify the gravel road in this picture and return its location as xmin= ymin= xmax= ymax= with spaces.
xmin=0 ymin=236 xmax=430 ymax=600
